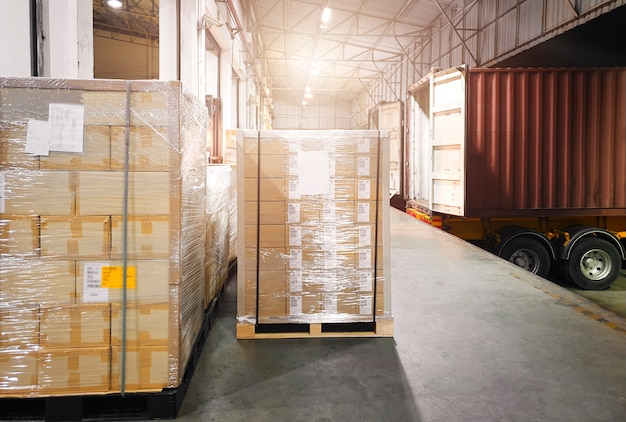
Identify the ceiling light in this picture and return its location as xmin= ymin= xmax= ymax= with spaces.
xmin=302 ymin=100 xmax=307 ymax=106
xmin=321 ymin=7 xmax=331 ymax=24
xmin=107 ymin=0 xmax=123 ymax=8
xmin=309 ymin=62 xmax=320 ymax=76
xmin=304 ymin=85 xmax=313 ymax=99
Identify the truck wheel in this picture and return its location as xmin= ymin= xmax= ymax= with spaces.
xmin=564 ymin=237 xmax=621 ymax=290
xmin=500 ymin=237 xmax=551 ymax=277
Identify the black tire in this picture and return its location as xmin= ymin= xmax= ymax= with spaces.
xmin=563 ymin=237 xmax=621 ymax=290
xmin=500 ymin=237 xmax=551 ymax=278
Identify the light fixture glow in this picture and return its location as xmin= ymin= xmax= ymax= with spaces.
xmin=107 ymin=0 xmax=123 ymax=8
xmin=309 ymin=62 xmax=320 ymax=76
xmin=321 ymin=7 xmax=332 ymax=24
xmin=302 ymin=100 xmax=307 ymax=106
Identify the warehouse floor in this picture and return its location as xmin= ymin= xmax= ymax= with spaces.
xmin=170 ymin=208 xmax=626 ymax=422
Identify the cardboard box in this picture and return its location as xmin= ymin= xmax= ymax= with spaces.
xmin=0 ymin=215 xmax=39 ymax=256
xmin=76 ymin=171 xmax=171 ymax=216
xmin=110 ymin=215 xmax=170 ymax=259
xmin=40 ymin=126 xmax=111 ymax=170
xmin=0 ymin=307 xmax=39 ymax=349
xmin=40 ymin=303 xmax=110 ymax=348
xmin=111 ymin=345 xmax=169 ymax=392
xmin=75 ymin=260 xmax=171 ymax=304
xmin=2 ymin=170 xmax=75 ymax=215
xmin=83 ymin=89 xmax=176 ymax=127
xmin=243 ymin=136 xmax=286 ymax=155
xmin=38 ymin=347 xmax=110 ymax=394
xmin=40 ymin=216 xmax=110 ymax=259
xmin=245 ymin=247 xmax=288 ymax=272
xmin=245 ymin=224 xmax=285 ymax=248
xmin=243 ymin=177 xmax=285 ymax=201
xmin=322 ymin=292 xmax=357 ymax=317
xmin=111 ymin=302 xmax=169 ymax=347
xmin=0 ymin=123 xmax=39 ymax=169
xmin=0 ymin=350 xmax=38 ymax=396
xmin=288 ymin=293 xmax=321 ymax=317
xmin=110 ymin=126 xmax=172 ymax=171
xmin=0 ymin=260 xmax=76 ymax=305
xmin=245 ymin=201 xmax=285 ymax=225
xmin=244 ymin=154 xmax=287 ymax=178
xmin=256 ymin=272 xmax=287 ymax=321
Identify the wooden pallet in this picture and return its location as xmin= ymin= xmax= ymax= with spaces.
xmin=236 ymin=318 xmax=394 ymax=339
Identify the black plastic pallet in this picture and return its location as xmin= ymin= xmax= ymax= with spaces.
xmin=0 ymin=275 xmax=230 ymax=422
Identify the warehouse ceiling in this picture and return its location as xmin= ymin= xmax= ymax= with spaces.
xmin=92 ymin=1 xmax=626 ymax=106
xmin=246 ymin=0 xmax=456 ymax=104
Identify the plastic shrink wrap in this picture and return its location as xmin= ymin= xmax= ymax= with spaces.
xmin=0 ymin=77 xmax=210 ymax=397
xmin=205 ymin=164 xmax=235 ymax=309
xmin=236 ymin=130 xmax=392 ymax=335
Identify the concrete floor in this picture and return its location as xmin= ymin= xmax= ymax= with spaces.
xmin=173 ymin=208 xmax=626 ymax=422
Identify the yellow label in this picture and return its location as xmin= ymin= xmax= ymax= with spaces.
xmin=101 ymin=266 xmax=136 ymax=289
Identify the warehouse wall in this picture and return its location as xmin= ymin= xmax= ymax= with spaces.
xmin=94 ymin=36 xmax=158 ymax=80
xmin=0 ymin=1 xmax=31 ymax=76
xmin=272 ymin=98 xmax=353 ymax=130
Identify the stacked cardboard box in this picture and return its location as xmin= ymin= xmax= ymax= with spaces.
xmin=0 ymin=77 xmax=208 ymax=397
xmin=236 ymin=130 xmax=391 ymax=329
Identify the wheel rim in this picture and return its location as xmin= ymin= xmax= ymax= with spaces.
xmin=509 ymin=249 xmax=540 ymax=273
xmin=578 ymin=248 xmax=613 ymax=281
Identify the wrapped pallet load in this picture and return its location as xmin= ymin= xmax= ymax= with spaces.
xmin=0 ymin=77 xmax=217 ymax=400
xmin=236 ymin=130 xmax=393 ymax=338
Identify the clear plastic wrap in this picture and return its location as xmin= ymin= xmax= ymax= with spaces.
xmin=236 ymin=130 xmax=391 ymax=329
xmin=0 ymin=77 xmax=209 ymax=397
xmin=205 ymin=164 xmax=233 ymax=309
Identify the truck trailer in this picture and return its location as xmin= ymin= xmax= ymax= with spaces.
xmin=405 ymin=66 xmax=626 ymax=290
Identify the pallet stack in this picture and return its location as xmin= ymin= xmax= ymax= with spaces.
xmin=236 ymin=130 xmax=392 ymax=338
xmin=0 ymin=77 xmax=209 ymax=397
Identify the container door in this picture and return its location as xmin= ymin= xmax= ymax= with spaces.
xmin=430 ymin=66 xmax=466 ymax=216
xmin=378 ymin=101 xmax=403 ymax=196
xmin=407 ymin=78 xmax=431 ymax=206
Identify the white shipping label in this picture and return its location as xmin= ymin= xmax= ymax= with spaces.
xmin=298 ymin=151 xmax=330 ymax=195
xmin=322 ymin=202 xmax=336 ymax=220
xmin=83 ymin=262 xmax=110 ymax=303
xmin=324 ymin=180 xmax=336 ymax=199
xmin=289 ymin=271 xmax=303 ymax=292
xmin=360 ymin=296 xmax=373 ymax=315
xmin=290 ymin=295 xmax=303 ymax=315
xmin=359 ymin=271 xmax=373 ymax=291
xmin=358 ymin=225 xmax=372 ymax=246
xmin=324 ymin=250 xmax=338 ymax=268
xmin=288 ymin=179 xmax=301 ymax=199
xmin=358 ymin=138 xmax=370 ymax=153
xmin=357 ymin=156 xmax=370 ymax=176
xmin=290 ymin=249 xmax=302 ymax=269
xmin=358 ymin=249 xmax=372 ymax=269
xmin=48 ymin=103 xmax=84 ymax=153
xmin=325 ymin=294 xmax=338 ymax=314
xmin=288 ymin=203 xmax=301 ymax=223
xmin=0 ymin=172 xmax=5 ymax=214
xmin=324 ymin=225 xmax=337 ymax=245
xmin=329 ymin=155 xmax=336 ymax=176
xmin=357 ymin=203 xmax=370 ymax=223
xmin=289 ymin=155 xmax=299 ymax=176
xmin=289 ymin=226 xmax=302 ymax=246
xmin=25 ymin=119 xmax=50 ymax=156
xmin=358 ymin=179 xmax=371 ymax=199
